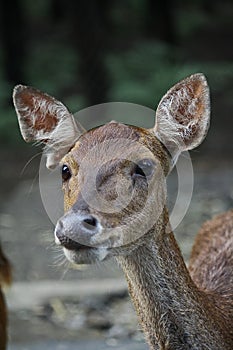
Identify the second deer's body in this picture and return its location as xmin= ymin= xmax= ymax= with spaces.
xmin=0 ymin=244 xmax=11 ymax=350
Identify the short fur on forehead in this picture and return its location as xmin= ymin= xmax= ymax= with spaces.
xmin=154 ymin=73 xmax=210 ymax=162
xmin=13 ymin=85 xmax=85 ymax=169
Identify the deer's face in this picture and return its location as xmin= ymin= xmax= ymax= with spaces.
xmin=55 ymin=122 xmax=170 ymax=264
xmin=13 ymin=74 xmax=210 ymax=265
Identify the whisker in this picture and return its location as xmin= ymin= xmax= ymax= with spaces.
xmin=59 ymin=263 xmax=71 ymax=280
xmin=20 ymin=151 xmax=43 ymax=177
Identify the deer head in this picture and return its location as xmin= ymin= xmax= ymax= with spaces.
xmin=13 ymin=74 xmax=210 ymax=264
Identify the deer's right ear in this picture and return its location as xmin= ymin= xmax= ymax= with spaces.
xmin=153 ymin=74 xmax=210 ymax=164
xmin=13 ymin=85 xmax=85 ymax=169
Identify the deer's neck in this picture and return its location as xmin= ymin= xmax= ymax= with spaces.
xmin=116 ymin=213 xmax=228 ymax=349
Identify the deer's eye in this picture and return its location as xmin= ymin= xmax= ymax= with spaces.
xmin=62 ymin=164 xmax=72 ymax=182
xmin=133 ymin=159 xmax=155 ymax=178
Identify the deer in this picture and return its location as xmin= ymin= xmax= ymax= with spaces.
xmin=13 ymin=74 xmax=233 ymax=349
xmin=0 ymin=243 xmax=11 ymax=350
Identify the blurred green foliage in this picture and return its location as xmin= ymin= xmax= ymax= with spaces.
xmin=0 ymin=0 xmax=233 ymax=146
xmin=108 ymin=42 xmax=233 ymax=107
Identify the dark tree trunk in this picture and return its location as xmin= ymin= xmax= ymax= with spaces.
xmin=50 ymin=0 xmax=65 ymax=23
xmin=68 ymin=0 xmax=110 ymax=105
xmin=0 ymin=0 xmax=26 ymax=86
xmin=202 ymin=0 xmax=216 ymax=14
xmin=146 ymin=0 xmax=176 ymax=45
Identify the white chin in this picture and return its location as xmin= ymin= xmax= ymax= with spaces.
xmin=63 ymin=248 xmax=77 ymax=263
xmin=63 ymin=247 xmax=109 ymax=265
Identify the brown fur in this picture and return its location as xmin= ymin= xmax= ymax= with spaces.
xmin=189 ymin=210 xmax=233 ymax=329
xmin=0 ymin=243 xmax=11 ymax=350
xmin=62 ymin=122 xmax=170 ymax=213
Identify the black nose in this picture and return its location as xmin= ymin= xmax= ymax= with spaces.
xmin=82 ymin=215 xmax=98 ymax=231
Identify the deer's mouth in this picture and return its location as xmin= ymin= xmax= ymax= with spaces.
xmin=59 ymin=236 xmax=93 ymax=251
xmin=56 ymin=233 xmax=112 ymax=265
xmin=54 ymin=219 xmax=110 ymax=264
xmin=56 ymin=234 xmax=104 ymax=264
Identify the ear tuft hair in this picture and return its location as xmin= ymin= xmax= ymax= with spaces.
xmin=13 ymin=85 xmax=85 ymax=169
xmin=153 ymin=73 xmax=210 ymax=162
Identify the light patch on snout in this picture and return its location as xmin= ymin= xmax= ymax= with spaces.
xmin=54 ymin=232 xmax=61 ymax=245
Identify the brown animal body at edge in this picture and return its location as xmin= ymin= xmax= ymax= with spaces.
xmin=0 ymin=243 xmax=11 ymax=350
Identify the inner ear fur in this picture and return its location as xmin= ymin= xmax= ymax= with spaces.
xmin=154 ymin=73 xmax=210 ymax=159
xmin=13 ymin=85 xmax=85 ymax=169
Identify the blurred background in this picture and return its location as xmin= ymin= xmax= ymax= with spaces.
xmin=0 ymin=1 xmax=233 ymax=349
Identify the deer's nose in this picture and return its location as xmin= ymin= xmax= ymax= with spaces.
xmin=54 ymin=212 xmax=101 ymax=247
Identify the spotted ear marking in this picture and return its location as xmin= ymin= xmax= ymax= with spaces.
xmin=13 ymin=85 xmax=85 ymax=169
xmin=153 ymin=73 xmax=210 ymax=162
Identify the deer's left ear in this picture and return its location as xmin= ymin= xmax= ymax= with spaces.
xmin=13 ymin=85 xmax=85 ymax=169
xmin=153 ymin=73 xmax=210 ymax=163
